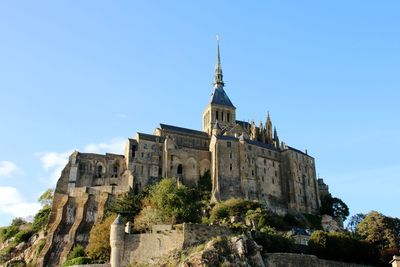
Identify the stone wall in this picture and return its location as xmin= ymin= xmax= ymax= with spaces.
xmin=264 ymin=253 xmax=373 ymax=267
xmin=120 ymin=224 xmax=231 ymax=266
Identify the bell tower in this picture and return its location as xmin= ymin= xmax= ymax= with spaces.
xmin=203 ymin=38 xmax=236 ymax=134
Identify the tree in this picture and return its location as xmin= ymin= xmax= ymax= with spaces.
xmin=38 ymin=189 xmax=54 ymax=208
xmin=106 ymin=190 xmax=143 ymax=221
xmin=346 ymin=213 xmax=365 ymax=233
xmin=148 ymin=178 xmax=201 ymax=223
xmin=356 ymin=211 xmax=399 ymax=249
xmin=320 ymin=195 xmax=349 ymax=221
xmin=86 ymin=214 xmax=116 ymax=262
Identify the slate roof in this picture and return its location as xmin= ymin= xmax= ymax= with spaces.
xmin=137 ymin=132 xmax=164 ymax=143
xmin=247 ymin=139 xmax=280 ymax=151
xmin=287 ymin=146 xmax=313 ymax=158
xmin=209 ymin=87 xmax=235 ymax=108
xmin=159 ymin=124 xmax=209 ymax=137
xmin=235 ymin=120 xmax=251 ymax=129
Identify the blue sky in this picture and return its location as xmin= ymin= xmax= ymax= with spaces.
xmin=0 ymin=1 xmax=399 ymax=226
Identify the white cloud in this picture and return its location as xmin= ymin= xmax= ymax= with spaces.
xmin=0 ymin=186 xmax=41 ymax=219
xmin=83 ymin=138 xmax=126 ymax=155
xmin=0 ymin=161 xmax=20 ymax=178
xmin=36 ymin=150 xmax=73 ymax=185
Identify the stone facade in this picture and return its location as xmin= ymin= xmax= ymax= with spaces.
xmin=39 ymin=43 xmax=326 ymax=266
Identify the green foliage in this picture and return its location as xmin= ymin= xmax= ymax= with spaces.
xmin=308 ymin=230 xmax=379 ymax=265
xmin=134 ymin=206 xmax=167 ymax=232
xmin=35 ymin=238 xmax=46 ymax=255
xmin=210 ymin=198 xmax=261 ymax=221
xmin=320 ymin=195 xmax=349 ymax=221
xmin=11 ymin=218 xmax=27 ymax=227
xmin=197 ymin=171 xmax=212 ymax=201
xmin=38 ymin=189 xmax=54 ymax=208
xmin=13 ymin=228 xmax=34 ymax=244
xmin=0 ymin=244 xmax=16 ymax=264
xmin=356 ymin=211 xmax=400 ymax=249
xmin=107 ymin=190 xmax=144 ymax=221
xmin=0 ymin=225 xmax=19 ymax=242
xmin=31 ymin=206 xmax=51 ymax=232
xmin=86 ymin=214 xmax=116 ymax=262
xmin=303 ymin=213 xmax=323 ymax=230
xmin=67 ymin=244 xmax=86 ymax=260
xmin=62 ymin=257 xmax=93 ymax=266
xmin=253 ymin=226 xmax=295 ymax=253
xmin=346 ymin=213 xmax=365 ymax=233
xmin=148 ymin=178 xmax=201 ymax=223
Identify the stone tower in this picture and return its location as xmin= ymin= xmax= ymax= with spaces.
xmin=203 ymin=39 xmax=236 ymax=134
xmin=110 ymin=214 xmax=125 ymax=267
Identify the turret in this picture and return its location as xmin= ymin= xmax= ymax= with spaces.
xmin=274 ymin=127 xmax=280 ymax=149
xmin=266 ymin=112 xmax=273 ymax=144
xmin=110 ymin=214 xmax=124 ymax=267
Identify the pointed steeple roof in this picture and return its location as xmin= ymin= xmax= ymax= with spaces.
xmin=209 ymin=36 xmax=235 ymax=108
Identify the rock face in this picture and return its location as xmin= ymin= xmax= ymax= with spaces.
xmin=37 ymin=152 xmax=132 ymax=267
xmin=321 ymin=215 xmax=343 ymax=232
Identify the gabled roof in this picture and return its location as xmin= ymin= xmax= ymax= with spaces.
xmin=209 ymin=87 xmax=235 ymax=108
xmin=159 ymin=123 xmax=209 ymax=137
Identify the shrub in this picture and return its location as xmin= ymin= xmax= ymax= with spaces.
xmin=253 ymin=227 xmax=295 ymax=253
xmin=62 ymin=257 xmax=93 ymax=266
xmin=32 ymin=206 xmax=51 ymax=232
xmin=308 ymin=230 xmax=379 ymax=265
xmin=210 ymin=198 xmax=261 ymax=221
xmin=86 ymin=215 xmax=116 ymax=262
xmin=67 ymin=244 xmax=86 ymax=260
xmin=0 ymin=225 xmax=19 ymax=242
xmin=14 ymin=228 xmax=34 ymax=244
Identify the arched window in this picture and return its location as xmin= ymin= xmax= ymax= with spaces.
xmin=227 ymin=112 xmax=230 ymax=122
xmin=177 ymin=164 xmax=183 ymax=175
xmin=97 ymin=165 xmax=103 ymax=178
xmin=216 ymin=111 xmax=219 ymax=120
xmin=113 ymin=162 xmax=119 ymax=177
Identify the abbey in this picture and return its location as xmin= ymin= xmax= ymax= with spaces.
xmin=123 ymin=42 xmax=320 ymax=214
xmin=39 ymin=43 xmax=321 ymax=266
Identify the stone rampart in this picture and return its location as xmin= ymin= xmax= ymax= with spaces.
xmin=264 ymin=253 xmax=374 ymax=267
xmin=118 ymin=223 xmax=231 ymax=266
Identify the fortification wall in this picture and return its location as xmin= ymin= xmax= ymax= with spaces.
xmin=120 ymin=223 xmax=231 ymax=266
xmin=264 ymin=253 xmax=373 ymax=267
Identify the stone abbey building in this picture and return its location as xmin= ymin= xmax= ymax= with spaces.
xmin=39 ymin=43 xmax=322 ymax=266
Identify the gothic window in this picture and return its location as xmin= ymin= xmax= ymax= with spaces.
xmin=131 ymin=145 xmax=136 ymax=158
xmin=222 ymin=111 xmax=224 ymax=121
xmin=252 ymin=170 xmax=254 ymax=176
xmin=262 ymin=176 xmax=264 ymax=182
xmin=113 ymin=163 xmax=119 ymax=176
xmin=230 ymin=164 xmax=232 ymax=171
xmin=177 ymin=164 xmax=183 ymax=175
xmin=227 ymin=113 xmax=230 ymax=122
xmin=97 ymin=165 xmax=103 ymax=178
xmin=216 ymin=111 xmax=219 ymax=120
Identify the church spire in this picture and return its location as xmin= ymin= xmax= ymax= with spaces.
xmin=214 ymin=35 xmax=224 ymax=88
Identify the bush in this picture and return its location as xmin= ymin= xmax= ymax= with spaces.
xmin=308 ymin=230 xmax=379 ymax=265
xmin=86 ymin=215 xmax=116 ymax=262
xmin=14 ymin=228 xmax=34 ymax=244
xmin=62 ymin=257 xmax=93 ymax=266
xmin=67 ymin=244 xmax=86 ymax=260
xmin=0 ymin=225 xmax=19 ymax=242
xmin=210 ymin=198 xmax=261 ymax=221
xmin=253 ymin=227 xmax=295 ymax=253
xmin=32 ymin=206 xmax=51 ymax=232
